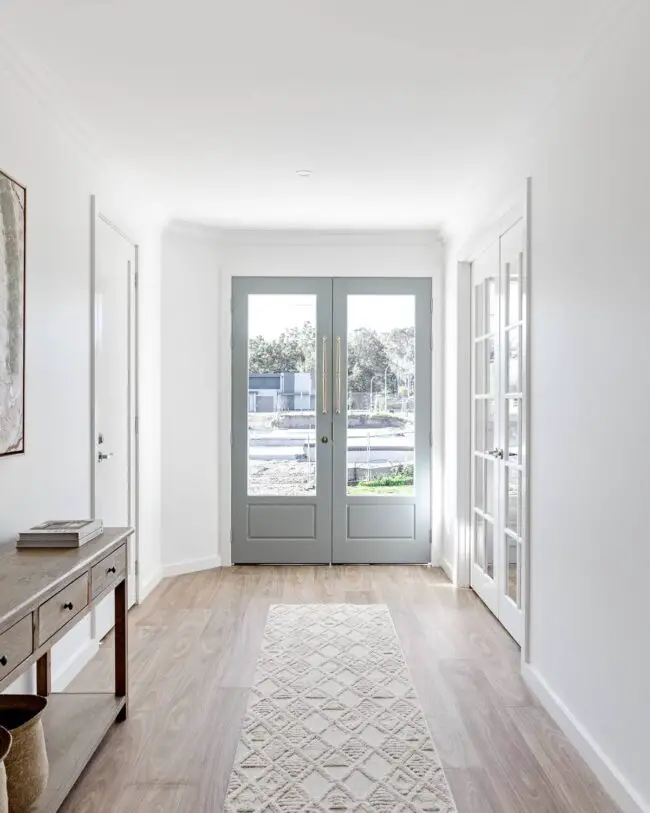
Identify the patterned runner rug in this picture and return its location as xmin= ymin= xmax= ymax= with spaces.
xmin=224 ymin=604 xmax=457 ymax=812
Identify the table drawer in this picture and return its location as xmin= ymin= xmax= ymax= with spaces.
xmin=91 ymin=545 xmax=127 ymax=599
xmin=0 ymin=615 xmax=33 ymax=682
xmin=38 ymin=574 xmax=89 ymax=646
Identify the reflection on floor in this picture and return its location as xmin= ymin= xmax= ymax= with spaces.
xmin=61 ymin=567 xmax=619 ymax=813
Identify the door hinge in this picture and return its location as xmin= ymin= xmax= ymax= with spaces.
xmin=429 ymin=528 xmax=432 ymax=547
xmin=135 ymin=415 xmax=139 ymax=435
xmin=230 ymin=528 xmax=233 ymax=545
xmin=230 ymin=430 xmax=233 ymax=446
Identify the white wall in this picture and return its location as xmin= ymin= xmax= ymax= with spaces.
xmin=441 ymin=255 xmax=470 ymax=585
xmin=0 ymin=42 xmax=162 ymax=690
xmin=446 ymin=2 xmax=650 ymax=810
xmin=160 ymin=225 xmax=222 ymax=575
xmin=160 ymin=227 xmax=444 ymax=568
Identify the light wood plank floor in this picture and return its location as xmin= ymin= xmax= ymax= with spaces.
xmin=61 ymin=567 xmax=620 ymax=812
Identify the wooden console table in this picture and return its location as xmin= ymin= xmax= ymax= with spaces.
xmin=0 ymin=527 xmax=133 ymax=812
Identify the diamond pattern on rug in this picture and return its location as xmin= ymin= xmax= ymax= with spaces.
xmin=224 ymin=604 xmax=457 ymax=813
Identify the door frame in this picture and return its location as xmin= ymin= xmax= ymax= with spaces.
xmin=90 ymin=196 xmax=140 ymax=606
xmin=217 ymin=230 xmax=445 ymax=567
xmin=457 ymin=178 xmax=532 ymax=661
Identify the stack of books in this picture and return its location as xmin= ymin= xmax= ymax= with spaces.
xmin=17 ymin=520 xmax=104 ymax=549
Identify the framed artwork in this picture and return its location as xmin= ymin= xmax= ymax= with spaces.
xmin=0 ymin=168 xmax=26 ymax=456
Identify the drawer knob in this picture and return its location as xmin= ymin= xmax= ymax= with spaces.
xmin=63 ymin=602 xmax=74 ymax=611
xmin=107 ymin=566 xmax=117 ymax=574
xmin=0 ymin=655 xmax=7 ymax=667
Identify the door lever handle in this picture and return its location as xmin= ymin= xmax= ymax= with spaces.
xmin=97 ymin=451 xmax=114 ymax=462
xmin=487 ymin=448 xmax=504 ymax=459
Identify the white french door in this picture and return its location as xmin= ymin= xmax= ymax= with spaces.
xmin=470 ymin=218 xmax=527 ymax=644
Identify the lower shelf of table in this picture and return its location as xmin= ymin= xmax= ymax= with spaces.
xmin=29 ymin=692 xmax=126 ymax=813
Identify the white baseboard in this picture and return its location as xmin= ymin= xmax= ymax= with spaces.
xmin=440 ymin=556 xmax=455 ymax=584
xmin=162 ymin=555 xmax=221 ymax=578
xmin=52 ymin=638 xmax=100 ymax=692
xmin=139 ymin=566 xmax=163 ymax=603
xmin=522 ymin=663 xmax=647 ymax=813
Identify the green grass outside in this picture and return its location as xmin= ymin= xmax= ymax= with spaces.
xmin=348 ymin=483 xmax=414 ymax=495
xmin=348 ymin=474 xmax=414 ymax=496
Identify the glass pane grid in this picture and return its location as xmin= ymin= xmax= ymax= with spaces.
xmin=507 ymin=259 xmax=522 ymax=326
xmin=506 ymin=326 xmax=521 ymax=393
xmin=507 ymin=398 xmax=521 ymax=464
xmin=474 ymin=337 xmax=496 ymax=396
xmin=486 ymin=520 xmax=494 ymax=579
xmin=475 ymin=515 xmax=485 ymax=569
xmin=506 ymin=467 xmax=522 ymax=535
xmin=506 ymin=538 xmax=520 ymax=605
xmin=474 ymin=458 xmax=485 ymax=512
xmin=346 ymin=295 xmax=415 ymax=497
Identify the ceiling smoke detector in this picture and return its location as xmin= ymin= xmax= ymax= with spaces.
xmin=296 ymin=169 xmax=312 ymax=178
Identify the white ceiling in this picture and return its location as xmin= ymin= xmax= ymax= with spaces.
xmin=1 ymin=0 xmax=616 ymax=232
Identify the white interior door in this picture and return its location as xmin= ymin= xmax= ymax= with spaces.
xmin=93 ymin=212 xmax=137 ymax=640
xmin=470 ymin=241 xmax=500 ymax=616
xmin=497 ymin=221 xmax=526 ymax=643
xmin=470 ymin=218 xmax=527 ymax=644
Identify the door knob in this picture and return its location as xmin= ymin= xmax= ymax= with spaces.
xmin=321 ymin=436 xmax=329 ymax=444
xmin=98 ymin=451 xmax=114 ymax=462
xmin=487 ymin=448 xmax=504 ymax=459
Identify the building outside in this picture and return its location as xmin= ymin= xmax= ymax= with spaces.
xmin=248 ymin=372 xmax=314 ymax=412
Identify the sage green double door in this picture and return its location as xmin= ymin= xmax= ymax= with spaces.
xmin=231 ymin=277 xmax=432 ymax=564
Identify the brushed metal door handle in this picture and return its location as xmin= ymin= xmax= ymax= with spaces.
xmin=335 ymin=336 xmax=342 ymax=415
xmin=321 ymin=336 xmax=329 ymax=415
xmin=98 ymin=451 xmax=114 ymax=462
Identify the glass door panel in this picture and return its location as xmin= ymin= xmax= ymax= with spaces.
xmin=470 ymin=240 xmax=501 ymax=616
xmin=231 ymin=277 xmax=332 ymax=564
xmin=332 ymin=278 xmax=432 ymax=564
xmin=498 ymin=220 xmax=527 ymax=644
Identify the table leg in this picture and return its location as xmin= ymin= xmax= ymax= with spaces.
xmin=36 ymin=651 xmax=51 ymax=696
xmin=115 ymin=576 xmax=128 ymax=721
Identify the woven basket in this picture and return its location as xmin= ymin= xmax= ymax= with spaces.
xmin=0 ymin=726 xmax=11 ymax=813
xmin=0 ymin=697 xmax=48 ymax=813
